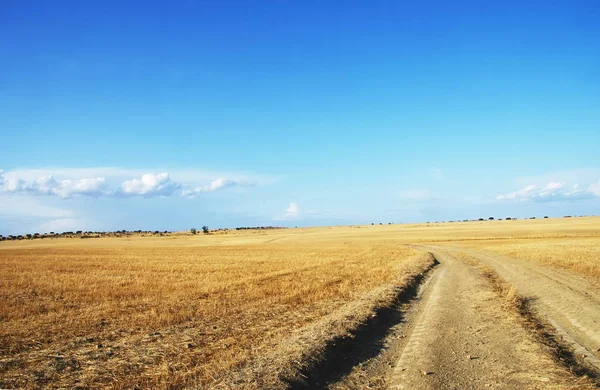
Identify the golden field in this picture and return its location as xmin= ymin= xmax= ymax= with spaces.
xmin=0 ymin=232 xmax=432 ymax=388
xmin=459 ymin=237 xmax=600 ymax=277
xmin=0 ymin=216 xmax=598 ymax=388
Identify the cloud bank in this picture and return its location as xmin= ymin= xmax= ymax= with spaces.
xmin=496 ymin=181 xmax=600 ymax=202
xmin=0 ymin=168 xmax=260 ymax=199
xmin=181 ymin=178 xmax=253 ymax=198
xmin=0 ymin=172 xmax=107 ymax=198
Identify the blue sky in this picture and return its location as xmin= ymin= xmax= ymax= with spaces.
xmin=1 ymin=0 xmax=599 ymax=234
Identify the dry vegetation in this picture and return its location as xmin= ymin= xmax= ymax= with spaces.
xmin=456 ymin=251 xmax=599 ymax=389
xmin=460 ymin=237 xmax=600 ymax=278
xmin=0 ymin=234 xmax=432 ymax=389
xmin=401 ymin=216 xmax=600 ymax=279
xmin=1 ymin=216 xmax=598 ymax=388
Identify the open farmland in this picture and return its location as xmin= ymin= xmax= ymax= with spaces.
xmin=1 ymin=217 xmax=599 ymax=389
xmin=458 ymin=236 xmax=600 ymax=277
xmin=0 ymin=233 xmax=433 ymax=388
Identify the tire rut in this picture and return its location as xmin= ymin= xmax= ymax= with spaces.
xmin=438 ymin=246 xmax=600 ymax=371
xmin=386 ymin=249 xmax=575 ymax=389
xmin=288 ymin=261 xmax=439 ymax=389
xmin=308 ymin=246 xmax=597 ymax=389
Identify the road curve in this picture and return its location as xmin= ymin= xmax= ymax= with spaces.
xmin=388 ymin=248 xmax=571 ymax=389
xmin=433 ymin=245 xmax=600 ymax=370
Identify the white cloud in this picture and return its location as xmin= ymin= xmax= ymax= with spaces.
xmin=496 ymin=184 xmax=537 ymax=200
xmin=0 ymin=172 xmax=107 ymax=198
xmin=497 ymin=181 xmax=599 ymax=202
xmin=204 ymin=178 xmax=236 ymax=192
xmin=41 ymin=176 xmax=107 ymax=198
xmin=515 ymin=169 xmax=600 ymax=188
xmin=0 ymin=167 xmax=272 ymax=199
xmin=181 ymin=178 xmax=253 ymax=198
xmin=3 ymin=167 xmax=277 ymax=186
xmin=4 ymin=176 xmax=25 ymax=192
xmin=119 ymin=173 xmax=181 ymax=197
xmin=273 ymin=202 xmax=300 ymax=221
xmin=540 ymin=181 xmax=563 ymax=193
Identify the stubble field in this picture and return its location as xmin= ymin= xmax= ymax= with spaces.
xmin=0 ymin=231 xmax=433 ymax=388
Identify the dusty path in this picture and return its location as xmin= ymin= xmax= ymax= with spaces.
xmin=434 ymin=245 xmax=600 ymax=370
xmin=385 ymin=248 xmax=573 ymax=390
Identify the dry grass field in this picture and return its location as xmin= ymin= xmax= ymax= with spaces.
xmin=459 ymin=237 xmax=600 ymax=278
xmin=0 ymin=233 xmax=433 ymax=388
xmin=0 ymin=216 xmax=598 ymax=388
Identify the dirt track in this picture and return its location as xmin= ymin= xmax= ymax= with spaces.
xmin=440 ymin=245 xmax=600 ymax=371
xmin=328 ymin=245 xmax=599 ymax=389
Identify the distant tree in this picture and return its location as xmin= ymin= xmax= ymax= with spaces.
xmin=543 ymin=216 xmax=549 ymax=219
xmin=26 ymin=234 xmax=32 ymax=239
xmin=506 ymin=217 xmax=511 ymax=220
xmin=371 ymin=223 xmax=374 ymax=225
xmin=478 ymin=218 xmax=484 ymax=221
xmin=488 ymin=217 xmax=494 ymax=220
xmin=530 ymin=217 xmax=536 ymax=219
xmin=202 ymin=226 xmax=209 ymax=234
xmin=191 ymin=228 xmax=197 ymax=235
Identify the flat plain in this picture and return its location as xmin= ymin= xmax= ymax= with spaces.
xmin=1 ymin=217 xmax=599 ymax=389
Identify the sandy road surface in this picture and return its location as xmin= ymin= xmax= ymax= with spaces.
xmin=435 ymin=245 xmax=600 ymax=370
xmin=385 ymin=248 xmax=573 ymax=390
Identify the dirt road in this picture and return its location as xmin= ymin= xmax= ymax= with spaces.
xmin=327 ymin=245 xmax=599 ymax=389
xmin=387 ymin=248 xmax=575 ymax=389
xmin=435 ymin=245 xmax=600 ymax=371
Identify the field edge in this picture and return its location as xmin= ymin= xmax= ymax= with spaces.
xmin=211 ymin=251 xmax=438 ymax=389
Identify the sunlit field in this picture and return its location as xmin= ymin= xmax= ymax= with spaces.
xmin=460 ymin=237 xmax=600 ymax=278
xmin=0 ymin=232 xmax=431 ymax=388
xmin=0 ymin=216 xmax=598 ymax=388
